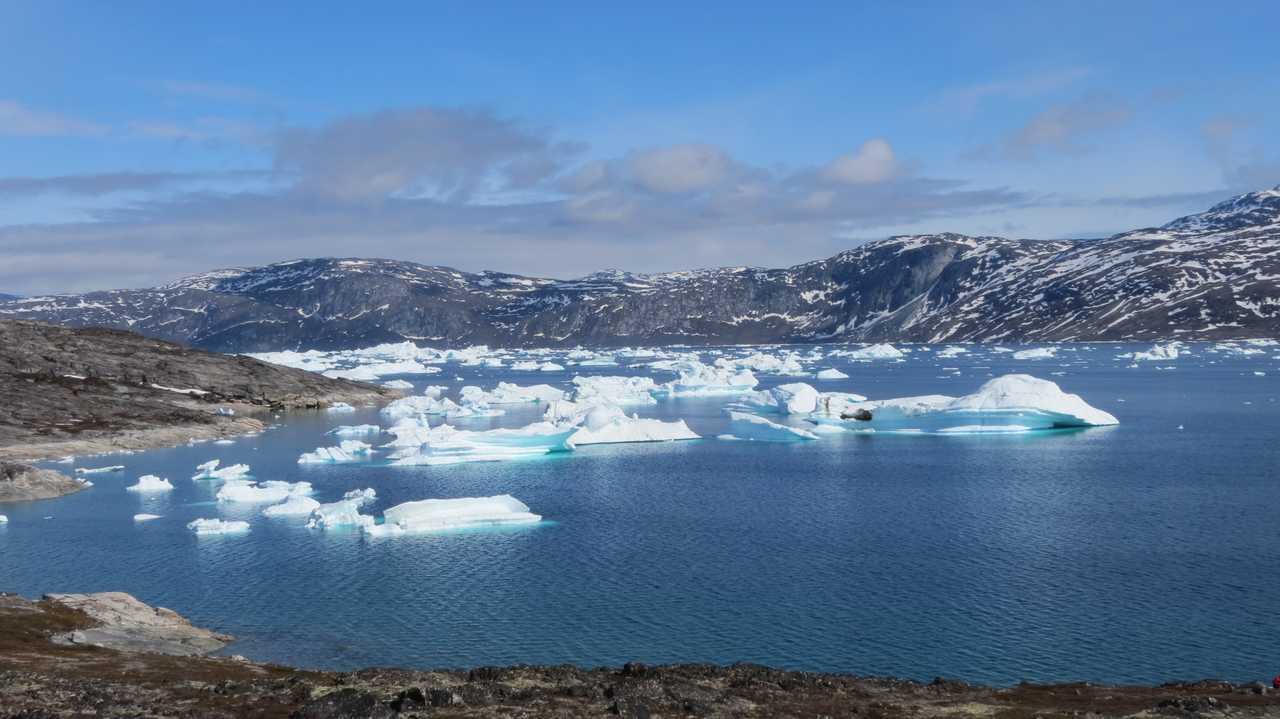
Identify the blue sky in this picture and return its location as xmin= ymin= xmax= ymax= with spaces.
xmin=1 ymin=1 xmax=1278 ymax=294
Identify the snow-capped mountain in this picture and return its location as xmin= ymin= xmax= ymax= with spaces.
xmin=3 ymin=188 xmax=1278 ymax=350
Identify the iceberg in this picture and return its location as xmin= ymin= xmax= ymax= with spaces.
xmin=187 ymin=518 xmax=250 ymax=535
xmin=661 ymin=361 xmax=757 ymax=396
xmin=75 ymin=465 xmax=124 ymax=475
xmin=306 ymin=488 xmax=377 ymax=530
xmin=936 ymin=346 xmax=968 ymax=358
xmin=1012 ymin=347 xmax=1057 ymax=360
xmin=733 ymin=383 xmax=820 ymax=415
xmin=262 ymin=495 xmax=322 ymax=517
xmin=815 ymin=368 xmax=849 ymax=380
xmin=376 ymin=494 xmax=541 ymax=534
xmin=571 ymin=375 xmax=658 ymax=405
xmin=540 ymin=362 xmax=565 ymax=372
xmin=725 ymin=353 xmax=806 ymax=375
xmin=568 ymin=404 xmax=699 ymax=445
xmin=0 ymin=515 xmax=7 ymax=524
xmin=191 ymin=460 xmax=251 ymax=481
xmin=461 ymin=382 xmax=565 ymax=405
xmin=723 ymin=410 xmax=820 ymax=441
xmin=326 ymin=402 xmax=356 ymax=413
xmin=125 ymin=475 xmax=174 ymax=493
xmin=297 ymin=440 xmax=373 ymax=464
xmin=132 ymin=513 xmax=162 ymax=522
xmin=811 ymin=374 xmax=1117 ymax=434
xmin=327 ymin=424 xmax=382 ymax=436
xmin=217 ymin=480 xmax=313 ymax=504
xmin=837 ymin=343 xmax=904 ymax=360
xmin=386 ymin=421 xmax=576 ymax=466
xmin=382 ymin=379 xmax=415 ymax=390
xmin=1128 ymin=342 xmax=1184 ymax=361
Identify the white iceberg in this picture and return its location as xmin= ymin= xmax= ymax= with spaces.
xmin=306 ymin=488 xmax=378 ymax=530
xmin=375 ymin=494 xmax=541 ymax=534
xmin=812 ymin=374 xmax=1117 ymax=433
xmin=661 ymin=361 xmax=757 ymax=396
xmin=838 ymin=343 xmax=904 ymax=360
xmin=262 ymin=495 xmax=322 ymax=517
xmin=935 ymin=346 xmax=968 ymax=358
xmin=540 ymin=362 xmax=565 ymax=371
xmin=132 ymin=513 xmax=162 ymax=522
xmin=187 ymin=518 xmax=250 ymax=535
xmin=0 ymin=515 xmax=7 ymax=524
xmin=75 ymin=465 xmax=124 ymax=475
xmin=1128 ymin=342 xmax=1184 ymax=362
xmin=571 ymin=375 xmax=658 ymax=405
xmin=191 ymin=460 xmax=251 ymax=481
xmin=125 ymin=475 xmax=174 ymax=493
xmin=568 ymin=404 xmax=699 ymax=445
xmin=461 ymin=382 xmax=565 ymax=405
xmin=382 ymin=379 xmax=415 ymax=390
xmin=725 ymin=353 xmax=806 ymax=375
xmin=1012 ymin=347 xmax=1057 ymax=360
xmin=723 ymin=410 xmax=819 ymax=441
xmin=386 ymin=421 xmax=576 ymax=466
xmin=217 ymin=480 xmax=313 ymax=504
xmin=733 ymin=383 xmax=820 ymax=415
xmin=815 ymin=368 xmax=849 ymax=380
xmin=327 ymin=424 xmax=382 ymax=436
xmin=297 ymin=440 xmax=373 ymax=464
xmin=326 ymin=402 xmax=357 ymax=413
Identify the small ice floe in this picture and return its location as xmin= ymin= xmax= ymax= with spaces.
xmin=191 ymin=460 xmax=251 ymax=481
xmin=834 ymin=343 xmax=904 ymax=360
xmin=382 ymin=379 xmax=415 ymax=390
xmin=815 ymin=368 xmax=849 ymax=380
xmin=935 ymin=346 xmax=968 ymax=359
xmin=133 ymin=513 xmax=162 ymax=522
xmin=187 ymin=518 xmax=250 ymax=535
xmin=306 ymin=488 xmax=378 ymax=530
xmin=660 ymin=361 xmax=757 ymax=396
xmin=539 ymin=362 xmax=565 ymax=372
xmin=564 ymin=404 xmax=699 ymax=445
xmin=0 ymin=515 xmax=7 ymax=524
xmin=571 ymin=375 xmax=658 ymax=405
xmin=297 ymin=440 xmax=373 ymax=464
xmin=368 ymin=495 xmax=541 ymax=536
xmin=217 ymin=480 xmax=313 ymax=504
xmin=75 ymin=465 xmax=124 ymax=475
xmin=380 ymin=394 xmax=464 ymax=421
xmin=125 ymin=475 xmax=174 ymax=493
xmin=727 ymin=352 xmax=807 ymax=375
xmin=327 ymin=424 xmax=382 ymax=436
xmin=214 ymin=439 xmax=235 ymax=445
xmin=326 ymin=402 xmax=356 ymax=413
xmin=1012 ymin=347 xmax=1057 ymax=360
xmin=1254 ymin=371 xmax=1267 ymax=377
xmin=262 ymin=495 xmax=322 ymax=517
xmin=809 ymin=374 xmax=1117 ymax=434
xmin=732 ymin=383 xmax=821 ymax=415
xmin=385 ymin=421 xmax=576 ymax=466
xmin=55 ymin=456 xmax=74 ymax=464
xmin=723 ymin=410 xmax=819 ymax=441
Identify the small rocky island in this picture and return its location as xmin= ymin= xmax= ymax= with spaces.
xmin=0 ymin=320 xmax=397 ymax=464
xmin=0 ymin=461 xmax=86 ymax=502
xmin=0 ymin=592 xmax=1276 ymax=717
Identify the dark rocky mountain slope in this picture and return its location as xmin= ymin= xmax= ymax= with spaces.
xmin=3 ymin=187 xmax=1278 ymax=351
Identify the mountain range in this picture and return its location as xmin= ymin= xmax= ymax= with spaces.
xmin=3 ymin=187 xmax=1278 ymax=351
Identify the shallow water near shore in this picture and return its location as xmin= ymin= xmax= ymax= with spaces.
xmin=2 ymin=342 xmax=1279 ymax=686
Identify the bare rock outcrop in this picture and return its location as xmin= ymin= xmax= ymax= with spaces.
xmin=0 ymin=462 xmax=85 ymax=502
xmin=44 ymin=592 xmax=233 ymax=656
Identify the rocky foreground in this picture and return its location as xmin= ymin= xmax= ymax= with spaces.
xmin=0 ymin=593 xmax=1276 ymax=718
xmin=0 ymin=320 xmax=397 ymax=464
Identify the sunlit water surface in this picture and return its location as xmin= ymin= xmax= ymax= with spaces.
xmin=3 ymin=343 xmax=1278 ymax=685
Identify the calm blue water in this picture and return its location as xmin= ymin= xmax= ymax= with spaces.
xmin=2 ymin=343 xmax=1278 ymax=685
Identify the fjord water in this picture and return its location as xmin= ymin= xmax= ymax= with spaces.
xmin=2 ymin=344 xmax=1278 ymax=685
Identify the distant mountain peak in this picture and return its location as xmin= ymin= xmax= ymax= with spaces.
xmin=1161 ymin=185 xmax=1280 ymax=233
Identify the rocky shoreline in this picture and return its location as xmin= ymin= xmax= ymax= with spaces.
xmin=0 ymin=462 xmax=87 ymax=502
xmin=0 ymin=592 xmax=1276 ymax=718
xmin=0 ymin=320 xmax=398 ymax=464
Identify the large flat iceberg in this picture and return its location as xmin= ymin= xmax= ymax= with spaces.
xmin=373 ymin=494 xmax=541 ymax=535
xmin=386 ymin=421 xmax=576 ymax=465
xmin=811 ymin=374 xmax=1117 ymax=434
xmin=217 ymin=480 xmax=313 ymax=504
xmin=660 ymin=361 xmax=757 ymax=396
xmin=567 ymin=404 xmax=699 ymax=445
xmin=297 ymin=440 xmax=373 ymax=464
xmin=187 ymin=518 xmax=250 ymax=535
xmin=722 ymin=410 xmax=819 ymax=442
xmin=571 ymin=375 xmax=658 ymax=405
xmin=191 ymin=460 xmax=251 ymax=481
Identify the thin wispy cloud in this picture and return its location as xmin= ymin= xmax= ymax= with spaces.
xmin=0 ymin=100 xmax=107 ymax=137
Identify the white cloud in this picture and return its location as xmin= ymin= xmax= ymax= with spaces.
xmin=821 ymin=139 xmax=898 ymax=184
xmin=0 ymin=100 xmax=107 ymax=137
xmin=625 ymin=144 xmax=732 ymax=193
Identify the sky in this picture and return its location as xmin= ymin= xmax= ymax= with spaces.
xmin=1 ymin=1 xmax=1278 ymax=295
